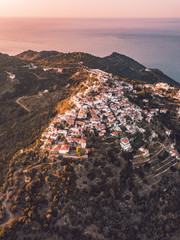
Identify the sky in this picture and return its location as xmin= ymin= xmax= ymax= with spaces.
xmin=0 ymin=0 xmax=180 ymax=18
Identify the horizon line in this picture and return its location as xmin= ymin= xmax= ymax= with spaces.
xmin=0 ymin=16 xmax=180 ymax=20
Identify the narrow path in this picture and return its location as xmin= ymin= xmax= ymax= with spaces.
xmin=16 ymin=96 xmax=30 ymax=112
xmin=0 ymin=191 xmax=14 ymax=228
xmin=142 ymin=162 xmax=178 ymax=194
xmin=32 ymin=73 xmax=47 ymax=80
xmin=0 ymin=132 xmax=6 ymax=137
xmin=138 ymin=160 xmax=178 ymax=194
xmin=0 ymin=169 xmax=19 ymax=228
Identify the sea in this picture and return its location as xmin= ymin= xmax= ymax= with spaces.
xmin=0 ymin=18 xmax=180 ymax=83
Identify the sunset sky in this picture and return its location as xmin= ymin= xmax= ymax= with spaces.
xmin=0 ymin=0 xmax=180 ymax=18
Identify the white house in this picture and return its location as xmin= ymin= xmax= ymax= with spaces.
xmin=139 ymin=147 xmax=149 ymax=157
xmin=43 ymin=67 xmax=52 ymax=71
xmin=58 ymin=130 xmax=68 ymax=137
xmin=166 ymin=130 xmax=172 ymax=136
xmin=53 ymin=144 xmax=70 ymax=154
xmin=169 ymin=149 xmax=178 ymax=157
xmin=156 ymin=83 xmax=169 ymax=90
xmin=81 ymin=139 xmax=87 ymax=149
xmin=160 ymin=109 xmax=168 ymax=114
xmin=8 ymin=73 xmax=15 ymax=80
xmin=120 ymin=138 xmax=131 ymax=151
xmin=49 ymin=133 xmax=58 ymax=140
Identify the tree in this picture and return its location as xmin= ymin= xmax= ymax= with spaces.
xmin=76 ymin=147 xmax=85 ymax=156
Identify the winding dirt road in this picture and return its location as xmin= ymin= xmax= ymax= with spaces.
xmin=16 ymin=96 xmax=30 ymax=112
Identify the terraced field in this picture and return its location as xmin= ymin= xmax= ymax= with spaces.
xmin=133 ymin=145 xmax=178 ymax=193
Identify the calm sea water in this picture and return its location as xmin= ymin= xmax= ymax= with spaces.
xmin=0 ymin=18 xmax=180 ymax=82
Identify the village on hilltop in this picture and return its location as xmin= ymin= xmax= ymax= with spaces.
xmin=39 ymin=68 xmax=180 ymax=162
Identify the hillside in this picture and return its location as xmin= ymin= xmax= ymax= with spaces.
xmin=0 ymin=51 xmax=180 ymax=240
xmin=0 ymin=52 xmax=86 ymax=185
xmin=0 ymin=67 xmax=180 ymax=240
xmin=0 ymin=49 xmax=179 ymax=185
xmin=16 ymin=50 xmax=179 ymax=86
xmin=16 ymin=50 xmax=59 ymax=61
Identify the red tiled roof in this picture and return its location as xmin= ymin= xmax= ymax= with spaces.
xmin=53 ymin=145 xmax=62 ymax=151
xmin=121 ymin=138 xmax=129 ymax=144
xmin=61 ymin=145 xmax=70 ymax=151
xmin=54 ymin=144 xmax=70 ymax=151
xmin=111 ymin=132 xmax=118 ymax=135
